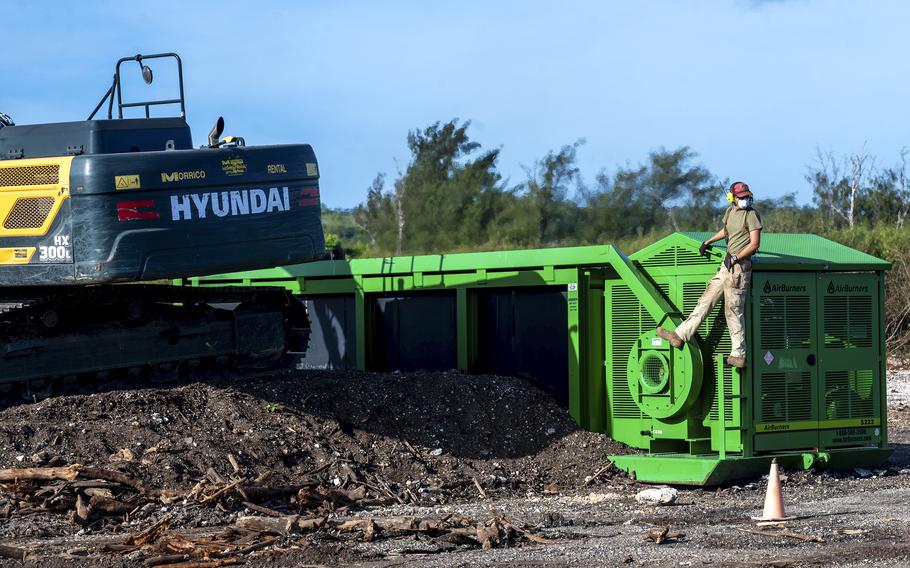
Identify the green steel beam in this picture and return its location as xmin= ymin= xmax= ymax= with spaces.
xmin=609 ymin=447 xmax=893 ymax=486
xmin=567 ymin=268 xmax=582 ymax=422
xmin=599 ymin=247 xmax=683 ymax=330
xmin=354 ymin=284 xmax=367 ymax=370
xmin=879 ymin=274 xmax=890 ymax=447
xmin=582 ymin=269 xmax=607 ymax=433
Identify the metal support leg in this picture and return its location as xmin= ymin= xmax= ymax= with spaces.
xmin=717 ymin=355 xmax=726 ymax=460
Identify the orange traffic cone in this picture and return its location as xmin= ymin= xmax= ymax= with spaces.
xmin=751 ymin=458 xmax=794 ymax=521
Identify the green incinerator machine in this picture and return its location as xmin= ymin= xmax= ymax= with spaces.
xmin=606 ymin=232 xmax=891 ymax=484
xmin=186 ymin=231 xmax=892 ymax=485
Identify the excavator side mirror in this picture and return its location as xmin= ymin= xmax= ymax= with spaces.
xmin=141 ymin=65 xmax=154 ymax=85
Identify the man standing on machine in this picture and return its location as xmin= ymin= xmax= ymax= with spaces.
xmin=656 ymin=181 xmax=762 ymax=368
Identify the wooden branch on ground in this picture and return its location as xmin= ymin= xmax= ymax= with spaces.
xmin=149 ymin=560 xmax=239 ymax=568
xmin=585 ymin=463 xmax=614 ymax=485
xmin=144 ymin=554 xmax=190 ymax=567
xmin=240 ymin=483 xmax=319 ymax=500
xmin=235 ymin=515 xmax=298 ymax=535
xmin=79 ymin=467 xmax=147 ymax=493
xmin=641 ymin=526 xmax=685 ymax=544
xmin=0 ymin=544 xmax=26 ymax=560
xmin=0 ymin=465 xmax=147 ymax=493
xmin=126 ymin=513 xmax=174 ymax=546
xmin=0 ymin=465 xmax=80 ymax=482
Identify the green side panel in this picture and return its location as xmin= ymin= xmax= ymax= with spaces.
xmin=749 ymin=271 xmax=887 ymax=454
xmin=605 ymin=279 xmax=648 ymax=448
xmin=680 ymin=274 xmax=742 ymax=453
xmin=606 ymin=277 xmax=690 ymax=451
xmin=751 ymin=272 xmax=820 ymax=452
xmin=817 ymin=272 xmax=884 ymax=449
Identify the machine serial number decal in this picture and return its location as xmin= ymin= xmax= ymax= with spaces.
xmin=115 ymin=175 xmax=141 ymax=190
xmin=221 ymin=158 xmax=247 ymax=176
xmin=170 ymin=187 xmax=291 ymax=221
xmin=306 ymin=162 xmax=318 ymax=177
xmin=161 ymin=170 xmax=207 ymax=183
xmin=757 ymin=418 xmax=881 ymax=433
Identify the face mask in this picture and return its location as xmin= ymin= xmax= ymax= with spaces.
xmin=737 ymin=198 xmax=752 ymax=208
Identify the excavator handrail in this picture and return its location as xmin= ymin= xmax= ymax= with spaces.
xmin=88 ymin=53 xmax=186 ymax=120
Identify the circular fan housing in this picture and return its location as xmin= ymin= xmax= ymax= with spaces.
xmin=626 ymin=329 xmax=703 ymax=419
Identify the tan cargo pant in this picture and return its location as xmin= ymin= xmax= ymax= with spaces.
xmin=674 ymin=260 xmax=752 ymax=358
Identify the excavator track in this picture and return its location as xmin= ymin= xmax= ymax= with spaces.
xmin=0 ymin=284 xmax=310 ymax=400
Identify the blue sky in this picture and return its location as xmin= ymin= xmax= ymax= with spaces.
xmin=2 ymin=1 xmax=908 ymax=208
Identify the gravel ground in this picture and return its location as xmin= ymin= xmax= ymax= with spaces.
xmin=0 ymin=367 xmax=908 ymax=567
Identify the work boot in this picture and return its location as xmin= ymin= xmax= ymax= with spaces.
xmin=726 ymin=356 xmax=746 ymax=368
xmin=655 ymin=327 xmax=684 ymax=349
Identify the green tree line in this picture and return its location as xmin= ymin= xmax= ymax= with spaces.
xmin=322 ymin=119 xmax=910 ymax=353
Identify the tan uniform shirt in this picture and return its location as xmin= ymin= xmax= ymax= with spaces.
xmin=723 ymin=206 xmax=762 ymax=256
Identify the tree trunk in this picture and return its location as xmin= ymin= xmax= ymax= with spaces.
xmin=394 ymin=180 xmax=406 ymax=256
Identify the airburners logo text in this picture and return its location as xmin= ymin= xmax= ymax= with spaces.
xmin=827 ymin=281 xmax=869 ymax=294
xmin=763 ymin=281 xmax=807 ymax=294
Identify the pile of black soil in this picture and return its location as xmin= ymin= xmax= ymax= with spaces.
xmin=0 ymin=370 xmax=632 ymax=501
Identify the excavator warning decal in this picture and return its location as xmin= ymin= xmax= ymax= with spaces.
xmin=0 ymin=247 xmax=35 ymax=265
xmin=115 ymin=175 xmax=141 ymax=190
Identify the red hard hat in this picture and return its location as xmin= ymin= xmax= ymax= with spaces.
xmin=730 ymin=181 xmax=752 ymax=198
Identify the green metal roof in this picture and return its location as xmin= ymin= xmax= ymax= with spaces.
xmin=675 ymin=231 xmax=890 ymax=271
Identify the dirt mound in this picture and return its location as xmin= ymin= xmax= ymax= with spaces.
xmin=0 ymin=370 xmax=631 ymax=499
